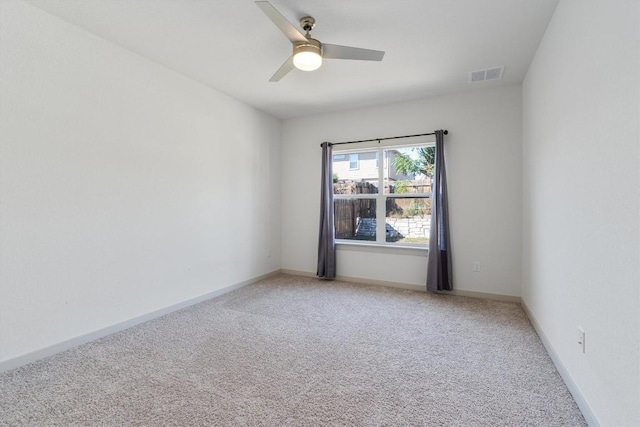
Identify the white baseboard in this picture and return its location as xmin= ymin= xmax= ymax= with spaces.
xmin=280 ymin=269 xmax=520 ymax=302
xmin=0 ymin=270 xmax=280 ymax=374
xmin=521 ymin=300 xmax=599 ymax=426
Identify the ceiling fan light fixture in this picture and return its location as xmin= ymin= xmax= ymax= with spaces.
xmin=256 ymin=2 xmax=384 ymax=82
xmin=293 ymin=40 xmax=322 ymax=71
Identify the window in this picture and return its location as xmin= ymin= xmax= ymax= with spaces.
xmin=332 ymin=144 xmax=435 ymax=247
xmin=349 ymin=153 xmax=359 ymax=170
xmin=374 ymin=151 xmax=387 ymax=169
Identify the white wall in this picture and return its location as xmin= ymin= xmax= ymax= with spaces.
xmin=0 ymin=1 xmax=281 ymax=364
xmin=282 ymin=85 xmax=523 ymax=297
xmin=522 ymin=1 xmax=639 ymax=425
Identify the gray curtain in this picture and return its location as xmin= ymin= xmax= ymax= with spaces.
xmin=427 ymin=130 xmax=452 ymax=291
xmin=317 ymin=142 xmax=336 ymax=279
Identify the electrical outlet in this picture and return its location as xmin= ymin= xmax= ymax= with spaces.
xmin=578 ymin=327 xmax=585 ymax=353
xmin=473 ymin=261 xmax=481 ymax=272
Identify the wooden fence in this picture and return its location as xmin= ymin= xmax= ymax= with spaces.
xmin=334 ymin=199 xmax=374 ymax=239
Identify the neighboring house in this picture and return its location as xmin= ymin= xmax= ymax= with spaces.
xmin=332 ymin=150 xmax=414 ymax=182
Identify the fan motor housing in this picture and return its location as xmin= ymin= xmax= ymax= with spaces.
xmin=293 ymin=38 xmax=321 ymax=55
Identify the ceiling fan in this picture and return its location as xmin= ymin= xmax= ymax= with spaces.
xmin=255 ymin=1 xmax=385 ymax=82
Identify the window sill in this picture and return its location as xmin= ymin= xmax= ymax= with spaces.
xmin=336 ymin=241 xmax=428 ymax=256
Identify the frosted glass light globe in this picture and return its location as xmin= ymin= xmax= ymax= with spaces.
xmin=293 ymin=41 xmax=322 ymax=71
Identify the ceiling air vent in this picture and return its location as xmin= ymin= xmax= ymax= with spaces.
xmin=468 ymin=66 xmax=504 ymax=83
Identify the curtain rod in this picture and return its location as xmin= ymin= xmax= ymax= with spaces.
xmin=320 ymin=130 xmax=448 ymax=147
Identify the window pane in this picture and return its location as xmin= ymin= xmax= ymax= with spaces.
xmin=333 ymin=150 xmax=380 ymax=195
xmin=332 ymin=150 xmax=379 ymax=188
xmin=385 ymin=197 xmax=430 ymax=245
xmin=334 ymin=199 xmax=377 ymax=241
xmin=384 ymin=146 xmax=434 ymax=194
xmin=349 ymin=153 xmax=358 ymax=169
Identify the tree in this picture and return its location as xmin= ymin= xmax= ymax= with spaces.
xmin=392 ymin=146 xmax=435 ymax=178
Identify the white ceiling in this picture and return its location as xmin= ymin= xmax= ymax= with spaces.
xmin=25 ymin=0 xmax=559 ymax=119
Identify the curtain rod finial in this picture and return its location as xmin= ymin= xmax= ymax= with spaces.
xmin=443 ymin=130 xmax=448 ymax=135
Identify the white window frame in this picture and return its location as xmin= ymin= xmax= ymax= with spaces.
xmin=333 ymin=141 xmax=434 ymax=248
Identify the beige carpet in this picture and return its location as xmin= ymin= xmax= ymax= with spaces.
xmin=0 ymin=274 xmax=586 ymax=426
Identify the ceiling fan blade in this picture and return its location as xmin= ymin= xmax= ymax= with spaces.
xmin=255 ymin=1 xmax=308 ymax=44
xmin=322 ymin=44 xmax=385 ymax=61
xmin=269 ymin=55 xmax=295 ymax=82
